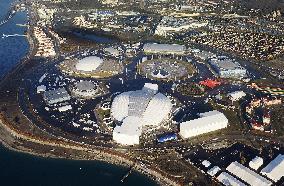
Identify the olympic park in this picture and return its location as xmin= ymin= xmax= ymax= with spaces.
xmin=17 ymin=42 xmax=250 ymax=147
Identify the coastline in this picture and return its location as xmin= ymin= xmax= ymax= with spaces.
xmin=0 ymin=6 xmax=180 ymax=186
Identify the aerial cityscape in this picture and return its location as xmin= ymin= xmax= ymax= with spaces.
xmin=0 ymin=0 xmax=284 ymax=185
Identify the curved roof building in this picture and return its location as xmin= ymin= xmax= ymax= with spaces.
xmin=75 ymin=56 xmax=103 ymax=72
xmin=111 ymin=83 xmax=173 ymax=145
xmin=72 ymin=80 xmax=98 ymax=98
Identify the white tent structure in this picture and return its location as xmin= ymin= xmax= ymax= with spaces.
xmin=179 ymin=110 xmax=228 ymax=139
xmin=111 ymin=83 xmax=172 ymax=145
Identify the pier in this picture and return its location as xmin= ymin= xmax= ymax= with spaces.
xmin=0 ymin=3 xmax=20 ymax=27
xmin=1 ymin=34 xmax=27 ymax=39
xmin=120 ymin=165 xmax=135 ymax=183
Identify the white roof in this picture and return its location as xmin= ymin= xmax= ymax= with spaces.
xmin=113 ymin=116 xmax=142 ymax=145
xmin=179 ymin=110 xmax=228 ymax=138
xmin=227 ymin=91 xmax=246 ymax=101
xmin=143 ymin=43 xmax=185 ymax=53
xmin=199 ymin=110 xmax=222 ymax=117
xmin=104 ymin=47 xmax=120 ymax=56
xmin=142 ymin=93 xmax=172 ymax=126
xmin=249 ymin=156 xmax=264 ymax=170
xmin=58 ymin=105 xmax=72 ymax=112
xmin=111 ymin=91 xmax=132 ymax=121
xmin=226 ymin=161 xmax=272 ymax=186
xmin=207 ymin=166 xmax=221 ymax=176
xmin=75 ymin=81 xmax=96 ymax=91
xmin=111 ymin=83 xmax=172 ymax=126
xmin=111 ymin=83 xmax=172 ymax=145
xmin=37 ymin=85 xmax=46 ymax=93
xmin=217 ymin=172 xmax=246 ymax=186
xmin=142 ymin=83 xmax=158 ymax=93
xmin=43 ymin=88 xmax=71 ymax=105
xmin=261 ymin=154 xmax=284 ymax=182
xmin=202 ymin=160 xmax=211 ymax=168
xmin=76 ymin=56 xmax=103 ymax=72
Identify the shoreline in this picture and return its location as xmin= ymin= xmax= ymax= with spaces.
xmin=0 ymin=116 xmax=179 ymax=186
xmin=0 ymin=6 xmax=181 ymax=186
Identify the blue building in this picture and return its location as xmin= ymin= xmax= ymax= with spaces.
xmin=157 ymin=132 xmax=177 ymax=143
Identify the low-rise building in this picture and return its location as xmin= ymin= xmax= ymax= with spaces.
xmin=217 ymin=172 xmax=246 ymax=186
xmin=226 ymin=161 xmax=272 ymax=186
xmin=261 ymin=154 xmax=284 ymax=182
xmin=179 ymin=110 xmax=228 ymax=139
xmin=43 ymin=88 xmax=71 ymax=105
xmin=143 ymin=43 xmax=186 ymax=55
xmin=209 ymin=56 xmax=247 ymax=78
xmin=227 ymin=91 xmax=246 ymax=101
xmin=249 ymin=156 xmax=264 ymax=170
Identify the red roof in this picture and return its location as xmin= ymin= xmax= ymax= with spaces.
xmin=199 ymin=79 xmax=221 ymax=89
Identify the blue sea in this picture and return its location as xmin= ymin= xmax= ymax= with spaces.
xmin=0 ymin=1 xmax=156 ymax=186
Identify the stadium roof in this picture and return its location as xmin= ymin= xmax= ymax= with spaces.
xmin=111 ymin=83 xmax=172 ymax=127
xmin=76 ymin=56 xmax=103 ymax=72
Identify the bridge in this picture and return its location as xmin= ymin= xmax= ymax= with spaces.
xmin=1 ymin=34 xmax=27 ymax=39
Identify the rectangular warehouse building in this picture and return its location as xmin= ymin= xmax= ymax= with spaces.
xmin=209 ymin=56 xmax=247 ymax=78
xmin=217 ymin=172 xmax=246 ymax=186
xmin=179 ymin=110 xmax=228 ymax=139
xmin=43 ymin=88 xmax=71 ymax=105
xmin=227 ymin=161 xmax=272 ymax=186
xmin=143 ymin=43 xmax=186 ymax=54
xmin=261 ymin=154 xmax=284 ymax=182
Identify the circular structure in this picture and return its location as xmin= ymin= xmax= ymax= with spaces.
xmin=137 ymin=57 xmax=195 ymax=81
xmin=75 ymin=56 xmax=103 ymax=72
xmin=71 ymin=80 xmax=98 ymax=98
xmin=59 ymin=55 xmax=124 ymax=78
xmin=111 ymin=83 xmax=173 ymax=127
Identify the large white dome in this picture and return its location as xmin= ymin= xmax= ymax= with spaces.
xmin=75 ymin=56 xmax=103 ymax=72
xmin=111 ymin=83 xmax=172 ymax=126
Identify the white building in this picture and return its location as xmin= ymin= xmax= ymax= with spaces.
xmin=155 ymin=16 xmax=208 ymax=37
xmin=111 ymin=83 xmax=172 ymax=145
xmin=75 ymin=56 xmax=103 ymax=72
xmin=143 ymin=43 xmax=186 ymax=55
xmin=217 ymin=172 xmax=246 ymax=186
xmin=227 ymin=91 xmax=246 ymax=101
xmin=249 ymin=156 xmax=264 ymax=170
xmin=227 ymin=161 xmax=272 ymax=186
xmin=207 ymin=166 xmax=221 ymax=176
xmin=209 ymin=56 xmax=247 ymax=78
xmin=261 ymin=154 xmax=284 ymax=182
xmin=58 ymin=105 xmax=72 ymax=112
xmin=202 ymin=160 xmax=211 ymax=168
xmin=179 ymin=110 xmax=228 ymax=139
xmin=113 ymin=116 xmax=142 ymax=146
xmin=37 ymin=85 xmax=46 ymax=93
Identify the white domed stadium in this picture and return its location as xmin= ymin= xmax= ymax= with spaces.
xmin=111 ymin=83 xmax=173 ymax=145
xmin=75 ymin=56 xmax=103 ymax=72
